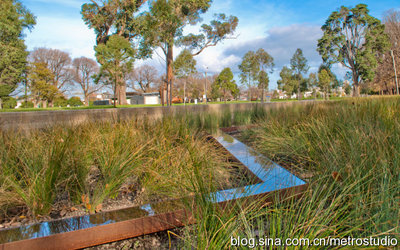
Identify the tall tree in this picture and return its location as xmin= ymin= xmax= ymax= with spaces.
xmin=317 ymin=4 xmax=390 ymax=96
xmin=174 ymin=49 xmax=197 ymax=104
xmin=238 ymin=51 xmax=258 ymax=100
xmin=277 ymin=66 xmax=296 ymax=96
xmin=258 ymin=70 xmax=269 ymax=101
xmin=318 ymin=69 xmax=332 ymax=100
xmin=140 ymin=0 xmax=238 ymax=106
xmin=373 ymin=9 xmax=400 ymax=95
xmin=81 ymin=0 xmax=147 ymax=105
xmin=290 ymin=48 xmax=309 ymax=100
xmin=30 ymin=48 xmax=73 ymax=93
xmin=72 ymin=57 xmax=101 ymax=106
xmin=0 ymin=0 xmax=36 ymax=108
xmin=213 ymin=67 xmax=238 ymax=103
xmin=95 ymin=35 xmax=136 ymax=107
xmin=308 ymin=72 xmax=318 ymax=99
xmin=254 ymin=48 xmax=274 ymax=103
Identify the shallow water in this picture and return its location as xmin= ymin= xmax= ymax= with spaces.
xmin=213 ymin=133 xmax=305 ymax=202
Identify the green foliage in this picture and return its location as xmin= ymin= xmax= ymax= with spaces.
xmin=0 ymin=112 xmax=250 ymax=216
xmin=238 ymin=50 xmax=258 ymax=88
xmin=277 ymin=66 xmax=296 ymax=94
xmin=239 ymin=49 xmax=274 ymax=87
xmin=95 ymin=35 xmax=136 ymax=106
xmin=174 ymin=49 xmax=197 ymax=78
xmin=28 ymin=62 xmax=60 ymax=105
xmin=68 ymin=97 xmax=83 ymax=107
xmin=214 ymin=67 xmax=238 ymax=102
xmin=177 ymin=13 xmax=239 ymax=56
xmin=317 ymin=4 xmax=390 ymax=96
xmin=20 ymin=100 xmax=33 ymax=108
xmin=290 ymin=48 xmax=309 ymax=98
xmin=344 ymin=82 xmax=352 ymax=95
xmin=1 ymin=129 xmax=88 ymax=216
xmin=239 ymin=48 xmax=274 ymax=102
xmin=81 ymin=0 xmax=144 ymax=46
xmin=240 ymin=98 xmax=400 ymax=240
xmin=290 ymin=48 xmax=309 ymax=76
xmin=318 ymin=69 xmax=332 ymax=99
xmin=53 ymin=96 xmax=68 ymax=107
xmin=0 ymin=0 xmax=36 ymax=104
xmin=138 ymin=0 xmax=238 ymax=105
xmin=1 ymin=96 xmax=17 ymax=109
xmin=257 ymin=70 xmax=269 ymax=90
xmin=308 ymin=72 xmax=317 ymax=88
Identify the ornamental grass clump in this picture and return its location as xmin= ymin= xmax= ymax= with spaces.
xmin=239 ymin=97 xmax=400 ymax=240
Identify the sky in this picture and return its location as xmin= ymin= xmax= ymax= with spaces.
xmin=20 ymin=0 xmax=400 ymax=91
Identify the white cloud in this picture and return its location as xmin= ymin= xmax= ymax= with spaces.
xmin=26 ymin=16 xmax=96 ymax=59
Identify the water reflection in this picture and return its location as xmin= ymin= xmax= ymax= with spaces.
xmin=213 ymin=133 xmax=306 ymax=203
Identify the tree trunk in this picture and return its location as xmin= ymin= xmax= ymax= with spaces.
xmin=116 ymin=83 xmax=127 ymax=105
xmin=166 ymin=42 xmax=174 ymax=106
xmin=352 ymin=72 xmax=360 ymax=97
xmin=114 ymin=77 xmax=117 ymax=108
xmin=0 ymin=98 xmax=2 ymax=109
xmin=353 ymin=85 xmax=360 ymax=97
xmin=184 ymin=80 xmax=186 ymax=106
xmin=261 ymin=85 xmax=265 ymax=104
xmin=159 ymin=86 xmax=164 ymax=106
xmin=297 ymin=83 xmax=301 ymax=101
xmin=84 ymin=95 xmax=89 ymax=106
xmin=224 ymin=88 xmax=226 ymax=104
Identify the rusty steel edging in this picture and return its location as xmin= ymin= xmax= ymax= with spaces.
xmin=0 ymin=183 xmax=308 ymax=250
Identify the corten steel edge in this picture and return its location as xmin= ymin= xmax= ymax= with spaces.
xmin=0 ymin=129 xmax=308 ymax=250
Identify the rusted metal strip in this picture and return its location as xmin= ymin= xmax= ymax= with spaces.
xmin=0 ymin=184 xmax=308 ymax=250
xmin=1 ymin=210 xmax=194 ymax=250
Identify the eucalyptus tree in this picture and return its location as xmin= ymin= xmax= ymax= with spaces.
xmin=258 ymin=70 xmax=269 ymax=101
xmin=174 ymin=49 xmax=197 ymax=104
xmin=0 ymin=0 xmax=36 ymax=108
xmin=94 ymin=35 xmax=136 ymax=108
xmin=277 ymin=66 xmax=296 ymax=96
xmin=140 ymin=0 xmax=238 ymax=106
xmin=308 ymin=72 xmax=318 ymax=99
xmin=290 ymin=48 xmax=309 ymax=100
xmin=238 ymin=51 xmax=258 ymax=99
xmin=317 ymin=4 xmax=390 ymax=96
xmin=254 ymin=48 xmax=274 ymax=103
xmin=81 ymin=0 xmax=147 ymax=104
xmin=318 ymin=69 xmax=332 ymax=100
xmin=239 ymin=49 xmax=274 ymax=102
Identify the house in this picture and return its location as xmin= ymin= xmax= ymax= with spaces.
xmin=303 ymin=91 xmax=313 ymax=98
xmin=277 ymin=90 xmax=288 ymax=99
xmin=126 ymin=92 xmax=161 ymax=105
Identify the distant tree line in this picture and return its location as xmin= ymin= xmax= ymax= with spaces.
xmin=1 ymin=1 xmax=399 ymax=109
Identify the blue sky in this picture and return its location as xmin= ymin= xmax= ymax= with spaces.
xmin=20 ymin=0 xmax=400 ymax=90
